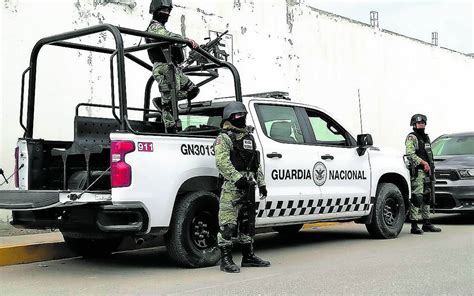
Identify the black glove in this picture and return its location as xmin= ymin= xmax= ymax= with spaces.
xmin=259 ymin=186 xmax=267 ymax=198
xmin=234 ymin=177 xmax=248 ymax=190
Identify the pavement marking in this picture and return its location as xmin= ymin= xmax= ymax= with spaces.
xmin=0 ymin=241 xmax=75 ymax=267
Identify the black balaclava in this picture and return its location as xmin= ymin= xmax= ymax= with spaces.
xmin=413 ymin=125 xmax=426 ymax=136
xmin=154 ymin=10 xmax=170 ymax=24
xmin=229 ymin=114 xmax=246 ymax=129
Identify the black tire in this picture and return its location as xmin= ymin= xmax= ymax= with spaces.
xmin=63 ymin=235 xmax=123 ymax=258
xmin=273 ymin=224 xmax=304 ymax=236
xmin=165 ymin=191 xmax=220 ymax=268
xmin=366 ymin=183 xmax=406 ymax=239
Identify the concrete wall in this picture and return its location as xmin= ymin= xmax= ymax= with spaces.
xmin=1 ymin=0 xmax=473 ymax=221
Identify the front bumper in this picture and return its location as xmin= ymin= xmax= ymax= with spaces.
xmin=435 ymin=179 xmax=474 ymax=213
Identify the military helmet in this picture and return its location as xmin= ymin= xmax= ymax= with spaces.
xmin=222 ymin=101 xmax=247 ymax=121
xmin=410 ymin=113 xmax=427 ymax=126
xmin=149 ymin=0 xmax=173 ymax=14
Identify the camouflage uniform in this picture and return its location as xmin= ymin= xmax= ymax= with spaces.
xmin=146 ymin=21 xmax=196 ymax=128
xmin=214 ymin=122 xmax=265 ymax=247
xmin=405 ymin=134 xmax=430 ymax=221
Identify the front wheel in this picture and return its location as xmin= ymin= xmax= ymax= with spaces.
xmin=366 ymin=183 xmax=406 ymax=239
xmin=165 ymin=191 xmax=220 ymax=268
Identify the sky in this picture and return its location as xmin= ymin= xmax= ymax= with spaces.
xmin=306 ymin=0 xmax=474 ymax=54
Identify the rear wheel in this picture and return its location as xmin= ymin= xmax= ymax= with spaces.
xmin=273 ymin=224 xmax=304 ymax=236
xmin=63 ymin=235 xmax=123 ymax=258
xmin=366 ymin=183 xmax=405 ymax=239
xmin=165 ymin=191 xmax=220 ymax=268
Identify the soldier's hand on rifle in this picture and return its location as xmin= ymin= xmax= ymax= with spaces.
xmin=234 ymin=177 xmax=248 ymax=190
xmin=187 ymin=38 xmax=198 ymax=49
xmin=420 ymin=160 xmax=431 ymax=174
xmin=258 ymin=186 xmax=267 ymax=198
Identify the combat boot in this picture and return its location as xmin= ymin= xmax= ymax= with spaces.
xmin=220 ymin=246 xmax=240 ymax=273
xmin=241 ymin=243 xmax=270 ymax=267
xmin=422 ymin=219 xmax=442 ymax=232
xmin=410 ymin=222 xmax=424 ymax=235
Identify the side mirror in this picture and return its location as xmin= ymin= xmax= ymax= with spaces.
xmin=356 ymin=134 xmax=373 ymax=156
xmin=357 ymin=134 xmax=373 ymax=147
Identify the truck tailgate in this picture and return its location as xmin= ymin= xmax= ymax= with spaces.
xmin=0 ymin=190 xmax=60 ymax=209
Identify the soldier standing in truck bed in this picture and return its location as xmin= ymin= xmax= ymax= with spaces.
xmin=146 ymin=0 xmax=200 ymax=131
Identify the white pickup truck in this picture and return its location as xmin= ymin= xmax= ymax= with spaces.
xmin=0 ymin=25 xmax=410 ymax=268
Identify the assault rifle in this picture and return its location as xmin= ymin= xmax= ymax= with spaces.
xmin=184 ymin=30 xmax=229 ymax=66
xmin=232 ymin=176 xmax=257 ymax=237
xmin=428 ymin=160 xmax=436 ymax=213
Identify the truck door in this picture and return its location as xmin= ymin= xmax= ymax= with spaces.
xmin=303 ymin=109 xmax=371 ymax=216
xmin=250 ymin=102 xmax=322 ymax=224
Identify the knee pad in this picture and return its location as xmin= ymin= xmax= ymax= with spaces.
xmin=411 ymin=193 xmax=423 ymax=207
xmin=220 ymin=223 xmax=237 ymax=240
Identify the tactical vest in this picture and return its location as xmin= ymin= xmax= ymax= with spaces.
xmin=145 ymin=21 xmax=185 ymax=64
xmin=226 ymin=130 xmax=259 ymax=173
xmin=410 ymin=131 xmax=434 ymax=165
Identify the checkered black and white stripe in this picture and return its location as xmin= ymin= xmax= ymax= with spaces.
xmin=255 ymin=196 xmax=370 ymax=218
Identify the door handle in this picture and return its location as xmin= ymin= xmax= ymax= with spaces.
xmin=266 ymin=152 xmax=282 ymax=159
xmin=321 ymin=154 xmax=334 ymax=160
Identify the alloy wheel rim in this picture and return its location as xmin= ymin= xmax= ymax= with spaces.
xmin=383 ymin=196 xmax=399 ymax=226
xmin=191 ymin=211 xmax=216 ymax=249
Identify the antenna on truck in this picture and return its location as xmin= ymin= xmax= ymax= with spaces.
xmin=358 ymin=89 xmax=364 ymax=134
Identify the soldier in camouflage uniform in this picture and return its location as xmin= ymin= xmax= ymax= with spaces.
xmin=214 ymin=101 xmax=270 ymax=273
xmin=146 ymin=0 xmax=200 ymax=130
xmin=405 ymin=114 xmax=441 ymax=234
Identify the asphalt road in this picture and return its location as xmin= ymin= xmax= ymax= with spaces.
xmin=1 ymin=214 xmax=472 ymax=295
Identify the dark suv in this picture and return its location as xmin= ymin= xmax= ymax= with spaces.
xmin=432 ymin=132 xmax=474 ymax=213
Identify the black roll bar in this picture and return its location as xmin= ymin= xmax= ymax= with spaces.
xmin=75 ymin=103 xmax=157 ymax=116
xmin=143 ymin=76 xmax=156 ymax=121
xmin=51 ymin=41 xmax=153 ymax=71
xmin=109 ymin=51 xmax=122 ymax=124
xmin=26 ymin=24 xmax=127 ymax=138
xmin=20 ymin=67 xmax=30 ymax=135
xmin=23 ymin=24 xmax=242 ymax=138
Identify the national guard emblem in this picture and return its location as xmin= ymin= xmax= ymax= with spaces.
xmin=313 ymin=161 xmax=327 ymax=186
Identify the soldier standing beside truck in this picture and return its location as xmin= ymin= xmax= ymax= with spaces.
xmin=146 ymin=0 xmax=200 ymax=131
xmin=214 ymin=102 xmax=270 ymax=273
xmin=405 ymin=114 xmax=442 ymax=234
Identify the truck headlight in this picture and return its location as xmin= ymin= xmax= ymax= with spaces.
xmin=458 ymin=169 xmax=474 ymax=179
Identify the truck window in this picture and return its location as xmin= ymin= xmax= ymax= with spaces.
xmin=255 ymin=104 xmax=304 ymax=144
xmin=180 ymin=115 xmax=222 ymax=130
xmin=306 ymin=110 xmax=350 ymax=147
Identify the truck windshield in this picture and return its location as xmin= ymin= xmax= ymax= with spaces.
xmin=432 ymin=135 xmax=474 ymax=156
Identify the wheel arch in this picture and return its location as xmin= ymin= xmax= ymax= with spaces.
xmin=177 ymin=175 xmax=220 ymax=195
xmin=377 ymin=173 xmax=410 ymax=208
xmin=168 ymin=175 xmax=220 ymax=230
xmin=358 ymin=173 xmax=410 ymax=225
